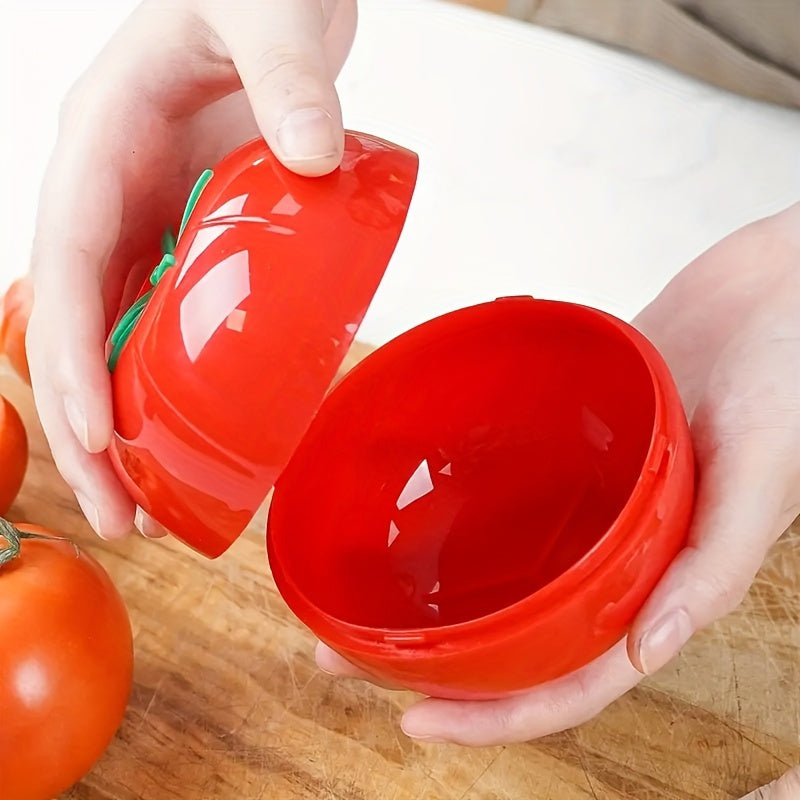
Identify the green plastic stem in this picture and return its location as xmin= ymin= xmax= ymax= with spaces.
xmin=107 ymin=169 xmax=214 ymax=371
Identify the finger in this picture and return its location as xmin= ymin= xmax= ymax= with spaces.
xmin=26 ymin=374 xmax=134 ymax=539
xmin=203 ymin=0 xmax=345 ymax=176
xmin=27 ymin=5 xmax=173 ymax=459
xmin=628 ymin=409 xmax=795 ymax=676
xmin=29 ymin=223 xmax=119 ymax=457
xmin=741 ymin=767 xmax=800 ymax=799
xmin=26 ymin=130 xmax=133 ymax=532
xmin=315 ymin=643 xmax=403 ymax=691
xmin=27 ymin=154 xmax=127 ymax=534
xmin=133 ymin=507 xmax=170 ymax=539
xmin=27 ymin=5 xmax=223 ymax=533
xmin=400 ymin=640 xmax=643 ymax=746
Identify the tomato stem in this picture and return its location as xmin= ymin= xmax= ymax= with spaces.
xmin=0 ymin=519 xmax=79 ymax=568
xmin=0 ymin=519 xmax=20 ymax=566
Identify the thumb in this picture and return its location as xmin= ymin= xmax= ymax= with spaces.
xmin=205 ymin=0 xmax=348 ymax=176
xmin=627 ymin=408 xmax=796 ymax=675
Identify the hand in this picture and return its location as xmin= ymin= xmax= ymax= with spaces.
xmin=740 ymin=767 xmax=800 ymax=799
xmin=26 ymin=0 xmax=357 ymax=539
xmin=317 ymin=201 xmax=800 ymax=745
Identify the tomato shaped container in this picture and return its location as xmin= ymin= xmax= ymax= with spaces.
xmin=109 ymin=132 xmax=695 ymax=698
xmin=109 ymin=132 xmax=419 ymax=557
xmin=267 ymin=298 xmax=695 ymax=698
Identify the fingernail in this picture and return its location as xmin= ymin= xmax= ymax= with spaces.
xmin=315 ymin=647 xmax=335 ymax=675
xmin=134 ymin=506 xmax=169 ymax=538
xmin=64 ymin=397 xmax=90 ymax=451
xmin=401 ymin=715 xmax=446 ymax=743
xmin=637 ymin=608 xmax=694 ymax=675
xmin=276 ymin=107 xmax=338 ymax=161
xmin=75 ymin=491 xmax=103 ymax=538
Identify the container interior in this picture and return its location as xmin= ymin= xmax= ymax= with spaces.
xmin=270 ymin=300 xmax=657 ymax=629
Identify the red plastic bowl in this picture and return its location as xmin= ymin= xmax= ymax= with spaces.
xmin=267 ymin=297 xmax=695 ymax=699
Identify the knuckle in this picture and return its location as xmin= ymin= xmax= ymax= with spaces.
xmin=488 ymin=688 xmax=593 ymax=744
xmin=708 ymin=391 xmax=770 ymax=439
xmin=703 ymin=572 xmax=750 ymax=617
xmin=31 ymin=340 xmax=69 ymax=396
xmin=35 ymin=413 xmax=80 ymax=487
xmin=487 ymin=704 xmax=526 ymax=743
xmin=57 ymin=89 xmax=78 ymax=129
xmin=547 ymin=666 xmax=598 ymax=721
xmin=188 ymin=6 xmax=228 ymax=62
xmin=325 ymin=0 xmax=356 ymax=24
xmin=251 ymin=45 xmax=323 ymax=96
xmin=57 ymin=61 xmax=121 ymax=133
xmin=58 ymin=78 xmax=91 ymax=129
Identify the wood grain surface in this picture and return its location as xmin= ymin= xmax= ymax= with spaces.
xmin=1 ymin=348 xmax=797 ymax=800
xmin=448 ymin=0 xmax=507 ymax=13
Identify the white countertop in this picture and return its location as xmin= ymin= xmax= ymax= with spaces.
xmin=2 ymin=0 xmax=799 ymax=344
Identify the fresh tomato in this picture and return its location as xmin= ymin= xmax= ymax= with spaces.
xmin=0 ymin=276 xmax=33 ymax=384
xmin=0 ymin=395 xmax=27 ymax=515
xmin=0 ymin=521 xmax=134 ymax=800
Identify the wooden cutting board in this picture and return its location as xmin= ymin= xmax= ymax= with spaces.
xmin=1 ymin=352 xmax=797 ymax=800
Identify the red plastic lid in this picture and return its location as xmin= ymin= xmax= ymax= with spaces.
xmin=108 ymin=132 xmax=419 ymax=557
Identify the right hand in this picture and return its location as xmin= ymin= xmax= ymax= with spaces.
xmin=741 ymin=767 xmax=800 ymax=799
xmin=26 ymin=0 xmax=357 ymax=539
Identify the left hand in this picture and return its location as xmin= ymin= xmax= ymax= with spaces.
xmin=315 ymin=201 xmax=800 ymax=746
xmin=26 ymin=0 xmax=357 ymax=540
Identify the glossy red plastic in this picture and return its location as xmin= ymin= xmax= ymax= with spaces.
xmin=109 ymin=132 xmax=418 ymax=557
xmin=267 ymin=298 xmax=695 ymax=699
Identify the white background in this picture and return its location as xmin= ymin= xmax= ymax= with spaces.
xmin=1 ymin=0 xmax=799 ymax=345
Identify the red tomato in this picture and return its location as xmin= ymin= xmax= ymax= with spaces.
xmin=0 ymin=395 xmax=28 ymax=515
xmin=0 ymin=522 xmax=133 ymax=800
xmin=0 ymin=276 xmax=33 ymax=384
